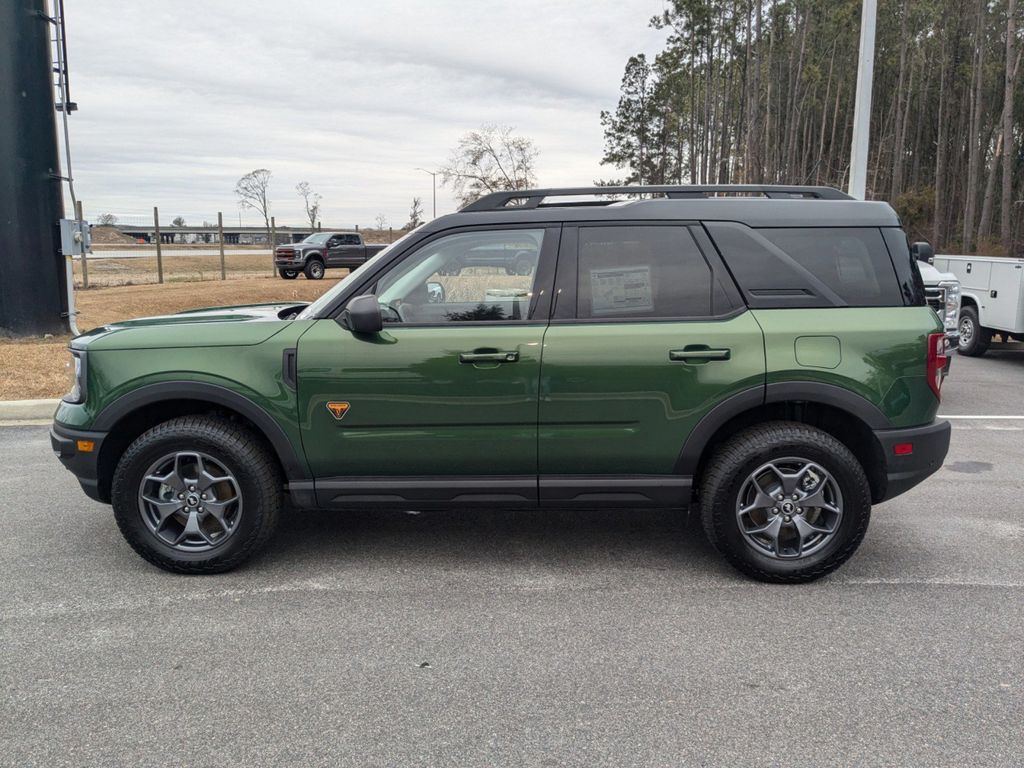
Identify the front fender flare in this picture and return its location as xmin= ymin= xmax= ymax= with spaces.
xmin=92 ymin=381 xmax=309 ymax=481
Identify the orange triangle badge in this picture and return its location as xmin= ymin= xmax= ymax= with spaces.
xmin=326 ymin=401 xmax=350 ymax=420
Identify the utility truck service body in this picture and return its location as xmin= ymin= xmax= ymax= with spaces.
xmin=933 ymin=255 xmax=1024 ymax=356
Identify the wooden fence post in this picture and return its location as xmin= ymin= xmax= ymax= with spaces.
xmin=153 ymin=206 xmax=163 ymax=284
xmin=218 ymin=211 xmax=226 ymax=280
xmin=76 ymin=199 xmax=88 ymax=289
xmin=270 ymin=216 xmax=276 ymax=276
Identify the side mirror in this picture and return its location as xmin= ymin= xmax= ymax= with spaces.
xmin=341 ymin=294 xmax=383 ymax=334
xmin=426 ymin=281 xmax=445 ymax=304
xmin=911 ymin=241 xmax=934 ymax=263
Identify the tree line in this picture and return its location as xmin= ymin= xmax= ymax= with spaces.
xmin=599 ymin=0 xmax=1023 ymax=254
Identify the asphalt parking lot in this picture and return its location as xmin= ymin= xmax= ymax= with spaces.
xmin=2 ymin=350 xmax=1022 ymax=767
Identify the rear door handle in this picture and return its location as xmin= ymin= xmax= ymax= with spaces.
xmin=459 ymin=350 xmax=520 ymax=364
xmin=669 ymin=347 xmax=731 ymax=362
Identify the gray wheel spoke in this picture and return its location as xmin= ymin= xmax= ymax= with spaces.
xmin=799 ymin=485 xmax=841 ymax=515
xmin=143 ymin=497 xmax=183 ymax=528
xmin=766 ymin=464 xmax=802 ymax=495
xmin=174 ymin=510 xmax=212 ymax=545
xmin=146 ymin=469 xmax=185 ymax=493
xmin=202 ymin=498 xmax=237 ymax=531
xmin=198 ymin=469 xmax=232 ymax=492
xmin=793 ymin=515 xmax=835 ymax=539
xmin=745 ymin=515 xmax=783 ymax=543
xmin=739 ymin=486 xmax=776 ymax=517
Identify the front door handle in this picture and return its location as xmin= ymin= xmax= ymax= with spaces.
xmin=459 ymin=350 xmax=520 ymax=364
xmin=669 ymin=347 xmax=731 ymax=362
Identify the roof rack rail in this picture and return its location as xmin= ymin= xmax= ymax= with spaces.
xmin=460 ymin=185 xmax=852 ymax=212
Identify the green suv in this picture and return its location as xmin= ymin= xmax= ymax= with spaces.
xmin=52 ymin=185 xmax=951 ymax=582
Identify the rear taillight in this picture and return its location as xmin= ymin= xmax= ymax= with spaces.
xmin=926 ymin=332 xmax=947 ymax=400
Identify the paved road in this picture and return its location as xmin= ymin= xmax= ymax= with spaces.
xmin=1 ymin=352 xmax=1022 ymax=767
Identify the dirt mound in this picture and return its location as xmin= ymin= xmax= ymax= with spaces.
xmin=90 ymin=225 xmax=136 ymax=244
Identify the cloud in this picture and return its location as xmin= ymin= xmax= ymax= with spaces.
xmin=61 ymin=0 xmax=666 ymax=226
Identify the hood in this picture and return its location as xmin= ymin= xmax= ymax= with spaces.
xmin=71 ymin=302 xmax=309 ymax=351
xmin=916 ymin=261 xmax=957 ymax=285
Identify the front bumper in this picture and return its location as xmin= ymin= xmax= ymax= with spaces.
xmin=51 ymin=422 xmax=109 ymax=503
xmin=873 ymin=419 xmax=951 ymax=502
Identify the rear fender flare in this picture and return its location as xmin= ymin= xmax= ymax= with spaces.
xmin=675 ymin=382 xmax=891 ymax=475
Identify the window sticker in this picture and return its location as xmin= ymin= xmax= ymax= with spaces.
xmin=589 ymin=265 xmax=654 ymax=315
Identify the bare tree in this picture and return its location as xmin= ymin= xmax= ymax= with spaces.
xmin=171 ymin=216 xmax=186 ymax=227
xmin=235 ymin=168 xmax=273 ymax=241
xmin=374 ymin=213 xmax=389 ymax=231
xmin=96 ymin=213 xmax=118 ymax=226
xmin=296 ymin=181 xmax=321 ymax=230
xmin=406 ymin=197 xmax=424 ymax=229
xmin=439 ymin=124 xmax=539 ymax=207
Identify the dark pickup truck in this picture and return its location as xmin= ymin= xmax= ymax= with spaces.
xmin=275 ymin=231 xmax=389 ymax=279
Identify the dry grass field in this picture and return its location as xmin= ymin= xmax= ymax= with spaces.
xmin=0 ymin=277 xmax=342 ymax=401
xmin=75 ymin=252 xmax=277 ymax=287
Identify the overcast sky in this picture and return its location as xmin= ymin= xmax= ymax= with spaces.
xmin=61 ymin=1 xmax=668 ymax=228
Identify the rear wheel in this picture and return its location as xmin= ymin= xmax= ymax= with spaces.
xmin=304 ymin=258 xmax=325 ymax=280
xmin=699 ymin=421 xmax=871 ymax=583
xmin=278 ymin=268 xmax=299 ymax=280
xmin=957 ymin=305 xmax=990 ymax=356
xmin=111 ymin=415 xmax=282 ymax=574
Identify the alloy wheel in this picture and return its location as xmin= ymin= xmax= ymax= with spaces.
xmin=735 ymin=457 xmax=844 ymax=559
xmin=959 ymin=316 xmax=974 ymax=348
xmin=138 ymin=451 xmax=243 ymax=552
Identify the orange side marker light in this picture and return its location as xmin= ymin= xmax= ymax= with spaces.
xmin=326 ymin=402 xmax=350 ymax=420
xmin=76 ymin=440 xmax=95 ymax=453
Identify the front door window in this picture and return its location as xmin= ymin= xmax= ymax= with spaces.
xmin=375 ymin=229 xmax=544 ymax=324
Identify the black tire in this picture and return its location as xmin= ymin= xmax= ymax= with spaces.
xmin=957 ymin=305 xmax=990 ymax=357
xmin=513 ymin=256 xmax=534 ymax=276
xmin=278 ymin=268 xmax=299 ymax=280
xmin=304 ymin=258 xmax=325 ymax=280
xmin=699 ymin=421 xmax=871 ymax=584
xmin=111 ymin=415 xmax=282 ymax=574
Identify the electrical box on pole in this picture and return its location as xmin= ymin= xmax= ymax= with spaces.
xmin=0 ymin=0 xmax=72 ymax=337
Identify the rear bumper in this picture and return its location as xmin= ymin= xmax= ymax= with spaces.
xmin=873 ymin=419 xmax=951 ymax=502
xmin=51 ymin=422 xmax=109 ymax=503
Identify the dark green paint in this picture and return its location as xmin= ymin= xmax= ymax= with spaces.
xmin=54 ymin=301 xmax=941 ymax=482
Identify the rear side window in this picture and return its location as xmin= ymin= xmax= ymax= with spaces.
xmin=706 ymin=223 xmax=903 ymax=308
xmin=577 ymin=226 xmax=718 ymax=319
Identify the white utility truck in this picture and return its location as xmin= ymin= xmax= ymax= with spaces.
xmin=932 ymin=255 xmax=1024 ymax=356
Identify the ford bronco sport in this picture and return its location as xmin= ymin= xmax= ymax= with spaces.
xmin=52 ymin=185 xmax=951 ymax=582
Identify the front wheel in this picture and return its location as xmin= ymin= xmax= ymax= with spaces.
xmin=957 ymin=305 xmax=990 ymax=356
xmin=304 ymin=259 xmax=325 ymax=280
xmin=278 ymin=268 xmax=299 ymax=280
xmin=699 ymin=422 xmax=871 ymax=583
xmin=110 ymin=415 xmax=282 ymax=574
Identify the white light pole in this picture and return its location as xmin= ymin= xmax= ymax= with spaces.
xmin=416 ymin=167 xmax=437 ymax=219
xmin=848 ymin=0 xmax=877 ymax=200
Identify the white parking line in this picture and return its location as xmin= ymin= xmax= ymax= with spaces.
xmin=939 ymin=415 xmax=1024 ymax=419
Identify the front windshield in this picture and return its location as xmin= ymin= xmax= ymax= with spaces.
xmin=295 ymin=230 xmax=420 ymax=320
xmin=301 ymin=232 xmax=332 ymax=245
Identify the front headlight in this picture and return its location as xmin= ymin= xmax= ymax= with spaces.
xmin=941 ymin=281 xmax=961 ymax=331
xmin=64 ymin=349 xmax=87 ymax=404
